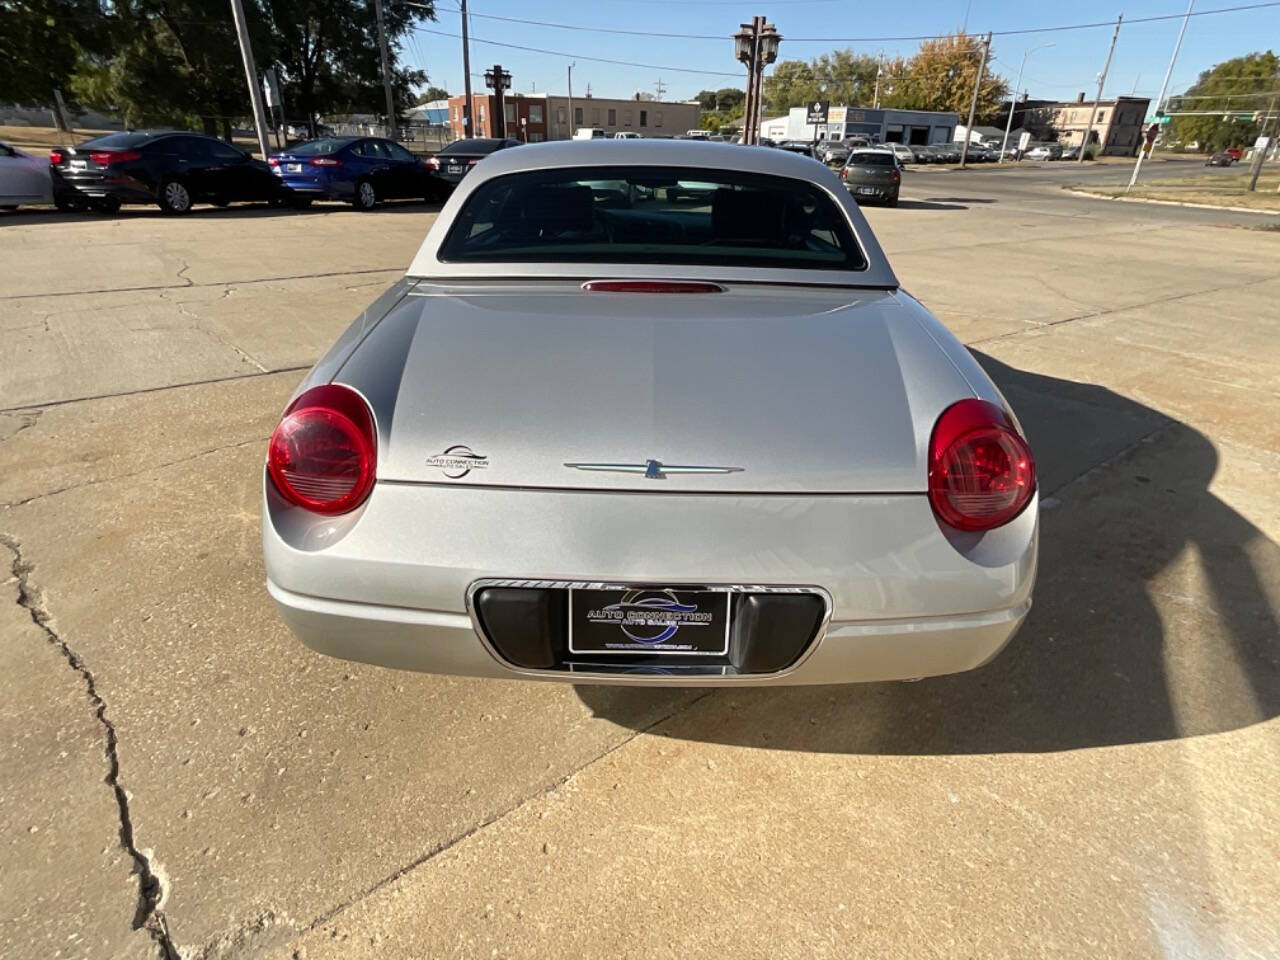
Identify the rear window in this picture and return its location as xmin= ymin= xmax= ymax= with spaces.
xmin=848 ymin=152 xmax=895 ymax=166
xmin=438 ymin=165 xmax=866 ymax=272
xmin=289 ymin=138 xmax=351 ymax=156
xmin=81 ymin=132 xmax=155 ymax=149
xmin=441 ymin=138 xmax=505 ymax=156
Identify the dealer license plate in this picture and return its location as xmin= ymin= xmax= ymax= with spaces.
xmin=568 ymin=588 xmax=731 ymax=656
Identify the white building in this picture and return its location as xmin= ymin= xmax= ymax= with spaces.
xmin=761 ymin=106 xmax=958 ymax=145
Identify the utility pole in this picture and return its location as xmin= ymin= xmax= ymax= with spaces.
xmin=1078 ymin=14 xmax=1122 ymax=163
xmin=373 ymin=0 xmax=399 ymax=140
xmin=1127 ymin=0 xmax=1193 ymax=192
xmin=872 ymin=53 xmax=884 ymax=109
xmin=461 ymin=0 xmax=474 ymax=137
xmin=1247 ymin=94 xmax=1277 ymax=191
xmin=567 ymin=62 xmax=575 ymax=138
xmin=959 ymin=32 xmax=991 ymax=168
xmin=228 ymin=0 xmax=271 ymax=158
xmin=654 ymin=77 xmax=667 ymax=100
xmin=1001 ymin=42 xmax=1055 ymax=163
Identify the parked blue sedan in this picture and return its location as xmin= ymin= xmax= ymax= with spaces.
xmin=268 ymin=137 xmax=447 ymax=209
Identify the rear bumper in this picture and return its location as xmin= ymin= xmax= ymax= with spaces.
xmin=268 ymin=579 xmax=1029 ymax=685
xmin=263 ymin=481 xmax=1037 ymax=685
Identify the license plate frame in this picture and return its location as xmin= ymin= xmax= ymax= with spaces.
xmin=447 ymin=163 xmax=464 ymax=175
xmin=286 ymin=162 xmax=302 ymax=173
xmin=69 ymin=159 xmax=87 ymax=172
xmin=568 ymin=587 xmax=731 ymax=657
xmin=857 ymin=186 xmax=880 ymax=196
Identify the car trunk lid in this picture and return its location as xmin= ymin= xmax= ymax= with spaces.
xmin=337 ymin=282 xmax=974 ymax=494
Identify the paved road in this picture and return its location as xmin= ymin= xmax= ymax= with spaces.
xmin=2 ymin=174 xmax=1278 ymax=959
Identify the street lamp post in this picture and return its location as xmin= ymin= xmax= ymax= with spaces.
xmin=484 ymin=65 xmax=512 ymax=138
xmin=1000 ymin=42 xmax=1055 ymax=162
xmin=734 ymin=17 xmax=781 ymax=145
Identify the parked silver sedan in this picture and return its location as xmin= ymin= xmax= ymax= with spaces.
xmin=263 ymin=141 xmax=1037 ymax=685
xmin=0 ymin=141 xmax=53 ymax=209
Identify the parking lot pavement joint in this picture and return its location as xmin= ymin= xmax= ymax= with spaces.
xmin=968 ymin=273 xmax=1280 ymax=348
xmin=2 ymin=435 xmax=271 ymax=509
xmin=1045 ymin=419 xmax=1178 ymax=499
xmin=0 ymin=533 xmax=179 ymax=960
xmin=6 ymin=267 xmax=405 ymax=302
xmin=289 ymin=690 xmax=715 ymax=943
xmin=0 ymin=365 xmax=311 ymax=416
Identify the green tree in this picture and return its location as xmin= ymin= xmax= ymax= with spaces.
xmin=713 ymin=86 xmax=745 ymax=115
xmin=880 ymin=32 xmax=1007 ymax=117
xmin=694 ymin=89 xmax=719 ymax=111
xmin=1167 ymin=51 xmax=1279 ymax=152
xmin=764 ymin=50 xmax=885 ymax=113
xmin=416 ymin=84 xmax=451 ymax=104
xmin=0 ymin=0 xmax=112 ymax=106
xmin=66 ymin=0 xmax=271 ymax=134
xmin=259 ymin=0 xmax=433 ymax=125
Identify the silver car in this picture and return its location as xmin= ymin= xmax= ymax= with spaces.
xmin=263 ymin=141 xmax=1038 ymax=685
xmin=0 ymin=141 xmax=53 ymax=209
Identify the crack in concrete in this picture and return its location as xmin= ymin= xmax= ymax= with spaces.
xmin=161 ymin=289 xmax=269 ymax=373
xmin=2 ymin=435 xmax=271 ymax=509
xmin=8 ymin=267 xmax=403 ymax=302
xmin=288 ymin=691 xmax=714 ymax=947
xmin=0 ymin=408 xmax=43 ymax=445
xmin=0 ymin=534 xmax=179 ymax=959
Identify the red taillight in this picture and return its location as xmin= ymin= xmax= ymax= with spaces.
xmin=268 ymin=156 xmax=280 ymax=166
xmin=267 ymin=385 xmax=376 ymax=515
xmin=582 ymin=280 xmax=724 ymax=294
xmin=840 ymin=167 xmax=848 ymax=179
xmin=50 ymin=149 xmax=65 ymax=165
xmin=309 ymin=157 xmax=342 ymax=167
xmin=891 ymin=170 xmax=901 ymax=182
xmin=427 ymin=156 xmax=440 ymax=170
xmin=90 ymin=150 xmax=141 ymax=165
xmin=928 ymin=399 xmax=1035 ymax=532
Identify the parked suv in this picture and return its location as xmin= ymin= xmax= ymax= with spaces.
xmin=50 ymin=131 xmax=286 ymax=214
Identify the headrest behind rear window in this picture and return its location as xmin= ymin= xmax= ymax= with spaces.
xmin=522 ymin=185 xmax=593 ymax=235
xmin=711 ymin=188 xmax=787 ymax=245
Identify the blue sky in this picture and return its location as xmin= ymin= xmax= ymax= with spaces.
xmin=404 ymin=0 xmax=1280 ymax=107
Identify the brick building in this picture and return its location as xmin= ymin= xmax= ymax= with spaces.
xmin=446 ymin=93 xmax=550 ymax=141
xmin=446 ymin=92 xmax=700 ymax=142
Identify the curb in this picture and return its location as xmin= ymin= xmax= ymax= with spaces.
xmin=1064 ymin=188 xmax=1280 ymax=216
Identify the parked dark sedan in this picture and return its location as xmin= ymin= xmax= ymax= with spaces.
xmin=269 ymin=136 xmax=446 ymax=209
xmin=426 ymin=137 xmax=523 ymax=187
xmin=840 ymin=149 xmax=901 ymax=206
xmin=1205 ymin=151 xmax=1236 ymax=166
xmin=50 ymin=131 xmax=285 ymax=214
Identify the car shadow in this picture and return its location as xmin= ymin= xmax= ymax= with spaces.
xmin=574 ymin=352 xmax=1280 ymax=754
xmin=0 ymin=199 xmax=444 ymax=225
xmin=890 ymin=199 xmax=970 ymax=211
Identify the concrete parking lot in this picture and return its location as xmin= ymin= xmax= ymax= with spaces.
xmin=2 ymin=162 xmax=1278 ymax=959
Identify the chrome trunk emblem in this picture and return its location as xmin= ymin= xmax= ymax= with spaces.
xmin=564 ymin=459 xmax=743 ymax=480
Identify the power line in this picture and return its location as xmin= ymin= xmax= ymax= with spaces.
xmin=414 ymin=26 xmax=742 ymax=77
xmin=411 ymin=0 xmax=1280 ymax=45
xmin=791 ymin=0 xmax=1280 ymax=41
